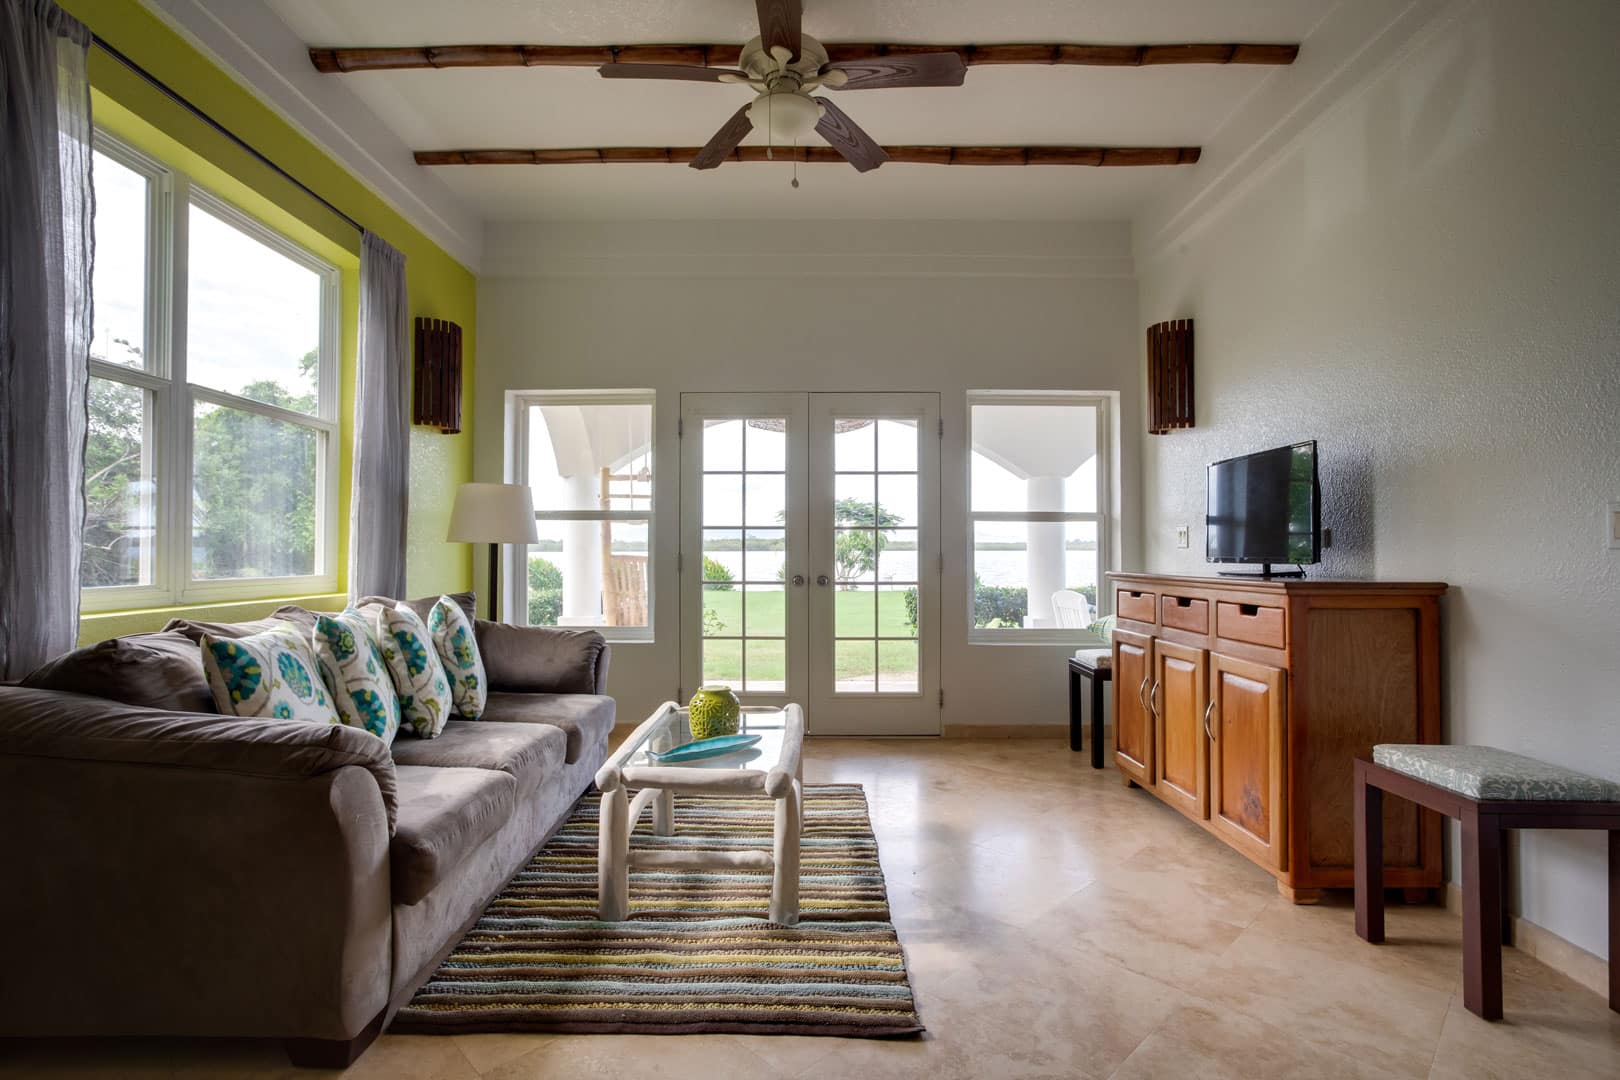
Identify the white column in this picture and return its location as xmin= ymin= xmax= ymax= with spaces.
xmin=562 ymin=472 xmax=601 ymax=623
xmin=1025 ymin=475 xmax=1065 ymax=627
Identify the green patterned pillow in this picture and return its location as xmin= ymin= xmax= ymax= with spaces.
xmin=313 ymin=609 xmax=402 ymax=746
xmin=369 ymin=602 xmax=453 ymax=739
xmin=428 ymin=594 xmax=486 ymax=720
xmin=200 ymin=623 xmax=338 ymax=725
xmin=1088 ymin=614 xmax=1116 ymax=643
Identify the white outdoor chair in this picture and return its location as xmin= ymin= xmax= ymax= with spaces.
xmin=1051 ymin=589 xmax=1093 ymax=629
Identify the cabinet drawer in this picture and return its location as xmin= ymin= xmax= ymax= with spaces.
xmin=1116 ymin=588 xmax=1157 ymax=623
xmin=1160 ymin=594 xmax=1210 ymax=634
xmin=1216 ymin=601 xmax=1286 ymax=648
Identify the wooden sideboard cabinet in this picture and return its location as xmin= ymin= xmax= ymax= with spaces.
xmin=1108 ymin=572 xmax=1447 ymax=903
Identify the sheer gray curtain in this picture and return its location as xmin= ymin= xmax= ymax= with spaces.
xmin=348 ymin=231 xmax=410 ymax=601
xmin=0 ymin=0 xmax=93 ymax=678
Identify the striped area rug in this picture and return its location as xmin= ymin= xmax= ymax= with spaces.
xmin=390 ymin=783 xmax=923 ymax=1037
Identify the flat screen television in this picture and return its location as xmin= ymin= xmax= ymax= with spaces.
xmin=1206 ymin=441 xmax=1320 ymax=575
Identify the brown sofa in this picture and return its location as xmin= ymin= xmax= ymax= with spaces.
xmin=0 ymin=596 xmax=613 ymax=1066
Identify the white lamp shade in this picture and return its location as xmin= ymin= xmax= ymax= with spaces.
xmin=447 ymin=483 xmax=539 ymax=545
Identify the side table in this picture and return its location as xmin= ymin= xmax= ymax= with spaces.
xmin=1068 ymin=650 xmax=1112 ymax=769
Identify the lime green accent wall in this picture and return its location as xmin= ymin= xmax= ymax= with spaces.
xmin=66 ymin=0 xmax=476 ymax=644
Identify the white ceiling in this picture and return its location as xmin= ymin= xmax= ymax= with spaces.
xmin=257 ymin=0 xmax=1339 ymax=225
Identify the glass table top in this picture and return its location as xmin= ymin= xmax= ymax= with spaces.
xmin=623 ymin=706 xmax=790 ymax=772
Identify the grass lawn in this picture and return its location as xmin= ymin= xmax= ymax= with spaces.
xmin=701 ymin=587 xmax=917 ymax=683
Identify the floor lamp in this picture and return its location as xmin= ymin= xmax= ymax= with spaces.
xmin=447 ymin=483 xmax=538 ymax=622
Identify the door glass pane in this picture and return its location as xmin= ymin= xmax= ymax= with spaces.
xmin=834 ymin=585 xmax=876 ymax=637
xmin=703 ymin=528 xmax=742 ymax=586
xmin=702 ymin=638 xmax=742 ymax=690
xmin=877 ymin=474 xmax=918 ymax=526
xmin=970 ymin=402 xmax=1099 ymax=513
xmin=743 ymin=473 xmax=785 ymax=527
xmin=834 ymin=639 xmax=876 ymax=693
xmin=701 ymin=583 xmax=739 ymax=638
xmin=971 ymin=520 xmax=1099 ymax=630
xmin=744 ymin=585 xmax=785 ymax=636
xmin=187 ymin=199 xmax=323 ymax=414
xmin=877 ymin=532 xmax=919 ymax=584
xmin=191 ymin=403 xmax=317 ymax=579
xmin=703 ymin=417 xmax=743 ymax=471
xmin=743 ymin=529 xmax=785 ymax=582
xmin=82 ymin=377 xmax=154 ymax=586
xmin=878 ymin=640 xmax=919 ymax=693
xmin=833 ymin=473 xmax=874 ymax=521
xmin=880 ymin=584 xmax=918 ymax=639
xmin=744 ymin=419 xmax=786 ymax=471
xmin=703 ymin=473 xmax=742 ymax=526
xmin=834 ymin=420 xmax=875 ymax=471
xmin=877 ymin=419 xmax=918 ymax=471
xmin=90 ymin=151 xmax=148 ymax=369
xmin=744 ymin=639 xmax=786 ymax=692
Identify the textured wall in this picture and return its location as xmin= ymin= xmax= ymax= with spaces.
xmin=1136 ymin=0 xmax=1620 ymax=957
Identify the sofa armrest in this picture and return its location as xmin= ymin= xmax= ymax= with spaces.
xmin=474 ymin=621 xmax=610 ymax=695
xmin=0 ymin=685 xmax=397 ymax=831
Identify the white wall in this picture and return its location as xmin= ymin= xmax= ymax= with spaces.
xmin=1135 ymin=0 xmax=1620 ymax=958
xmin=476 ymin=221 xmax=1141 ymax=734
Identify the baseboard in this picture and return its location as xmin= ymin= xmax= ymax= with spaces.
xmin=1442 ymin=883 xmax=1610 ymax=999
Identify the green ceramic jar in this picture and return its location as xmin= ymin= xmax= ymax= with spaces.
xmin=688 ymin=684 xmax=741 ymax=740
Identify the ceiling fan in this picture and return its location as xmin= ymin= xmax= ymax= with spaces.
xmin=599 ymin=0 xmax=966 ymax=174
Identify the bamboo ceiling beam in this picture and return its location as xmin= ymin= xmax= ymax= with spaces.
xmin=413 ymin=146 xmax=1203 ymax=167
xmin=311 ymin=42 xmax=1297 ymax=74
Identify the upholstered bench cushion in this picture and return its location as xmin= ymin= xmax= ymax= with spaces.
xmin=1373 ymin=744 xmax=1620 ymax=802
xmin=1072 ymin=648 xmax=1112 ymax=670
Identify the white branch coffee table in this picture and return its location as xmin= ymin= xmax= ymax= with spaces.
xmin=593 ymin=702 xmax=805 ymax=925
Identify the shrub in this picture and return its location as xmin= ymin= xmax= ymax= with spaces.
xmin=528 ymin=557 xmax=563 ymax=626
xmin=703 ymin=606 xmax=728 ymax=636
xmin=702 ymin=555 xmax=735 ymax=590
xmin=974 ymin=583 xmax=1028 ymax=628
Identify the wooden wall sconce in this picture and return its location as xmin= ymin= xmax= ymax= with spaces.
xmin=413 ymin=317 xmax=462 ymax=434
xmin=1146 ymin=318 xmax=1194 ymax=434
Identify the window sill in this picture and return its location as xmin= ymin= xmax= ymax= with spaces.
xmin=969 ymin=631 xmax=1109 ymax=649
xmin=77 ymin=591 xmax=348 ymax=645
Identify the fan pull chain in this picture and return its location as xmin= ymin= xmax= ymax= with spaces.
xmin=766 ymin=93 xmax=775 ymax=161
xmin=791 ymin=139 xmax=800 ymax=189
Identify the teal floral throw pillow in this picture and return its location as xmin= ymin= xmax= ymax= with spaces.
xmin=428 ymin=594 xmax=486 ymax=720
xmin=200 ymin=623 xmax=338 ymax=725
xmin=313 ymin=609 xmax=402 ymax=746
xmin=369 ymin=602 xmax=453 ymax=739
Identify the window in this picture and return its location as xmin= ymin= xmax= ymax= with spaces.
xmin=513 ymin=392 xmax=654 ymax=641
xmin=81 ymin=133 xmax=339 ymax=611
xmin=967 ymin=392 xmax=1111 ymax=642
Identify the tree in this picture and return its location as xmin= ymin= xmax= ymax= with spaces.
xmin=528 ymin=557 xmax=562 ymax=625
xmin=832 ymin=497 xmax=902 ymax=584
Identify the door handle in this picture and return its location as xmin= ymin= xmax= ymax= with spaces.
xmin=791 ymin=574 xmax=805 ymax=586
xmin=1138 ymin=673 xmax=1151 ymax=712
xmin=1149 ymin=681 xmax=1161 ymax=720
xmin=1203 ymin=699 xmax=1216 ymax=741
xmin=816 ymin=574 xmax=830 ymax=586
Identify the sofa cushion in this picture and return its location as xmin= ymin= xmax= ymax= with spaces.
xmin=475 ymin=622 xmax=607 ymax=695
xmin=200 ymin=625 xmax=339 ymax=727
xmin=161 ymin=616 xmax=279 ymax=643
xmin=391 ymin=765 xmax=516 ymax=905
xmin=389 ymin=719 xmax=565 ymax=799
xmin=20 ymin=632 xmax=215 ymax=713
xmin=367 ymin=603 xmax=453 ymax=740
xmin=312 ymin=610 xmax=402 ymax=746
xmin=428 ymin=596 xmax=487 ymax=720
xmin=359 ymin=592 xmax=477 ymax=628
xmin=479 ymin=691 xmax=616 ymax=765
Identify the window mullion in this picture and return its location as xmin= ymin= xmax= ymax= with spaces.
xmin=166 ymin=176 xmax=192 ymax=602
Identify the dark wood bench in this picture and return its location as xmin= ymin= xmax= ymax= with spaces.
xmin=1354 ymin=745 xmax=1620 ymax=1020
xmin=1067 ymin=650 xmax=1111 ymax=769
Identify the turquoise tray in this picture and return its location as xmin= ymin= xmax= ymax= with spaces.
xmin=648 ymin=733 xmax=762 ymax=763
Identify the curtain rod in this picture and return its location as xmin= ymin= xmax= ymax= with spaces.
xmin=90 ymin=33 xmax=365 ymax=235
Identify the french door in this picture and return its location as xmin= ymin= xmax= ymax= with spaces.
xmin=680 ymin=393 xmax=941 ymax=735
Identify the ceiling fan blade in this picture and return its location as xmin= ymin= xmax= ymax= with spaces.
xmin=823 ymin=52 xmax=967 ymax=90
xmin=599 ymin=63 xmax=748 ymax=83
xmin=690 ymin=105 xmax=755 ymax=170
xmin=755 ymin=0 xmax=803 ymax=63
xmin=813 ymin=98 xmax=888 ymax=173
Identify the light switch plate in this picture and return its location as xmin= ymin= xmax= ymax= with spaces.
xmin=1175 ymin=524 xmax=1190 ymax=549
xmin=1609 ymin=502 xmax=1620 ymax=550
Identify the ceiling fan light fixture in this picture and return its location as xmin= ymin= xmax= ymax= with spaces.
xmin=748 ymin=90 xmax=819 ymax=144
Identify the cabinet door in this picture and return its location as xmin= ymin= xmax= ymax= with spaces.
xmin=1153 ymin=640 xmax=1208 ymax=820
xmin=1208 ymin=653 xmax=1287 ymax=869
xmin=1112 ymin=628 xmax=1153 ymax=785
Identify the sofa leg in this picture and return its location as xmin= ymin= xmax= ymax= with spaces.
xmin=283 ymin=1008 xmax=386 ymax=1069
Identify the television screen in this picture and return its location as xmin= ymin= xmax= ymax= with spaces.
xmin=1206 ymin=442 xmax=1320 ymax=566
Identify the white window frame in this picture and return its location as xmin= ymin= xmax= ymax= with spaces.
xmin=81 ymin=130 xmax=340 ymax=613
xmin=966 ymin=391 xmax=1112 ymax=646
xmin=509 ymin=389 xmax=656 ymax=643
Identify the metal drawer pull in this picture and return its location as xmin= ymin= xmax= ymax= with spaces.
xmin=1203 ymin=699 xmax=1217 ymax=741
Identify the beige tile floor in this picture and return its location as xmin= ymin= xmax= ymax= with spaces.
xmin=4 ymin=737 xmax=1617 ymax=1078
